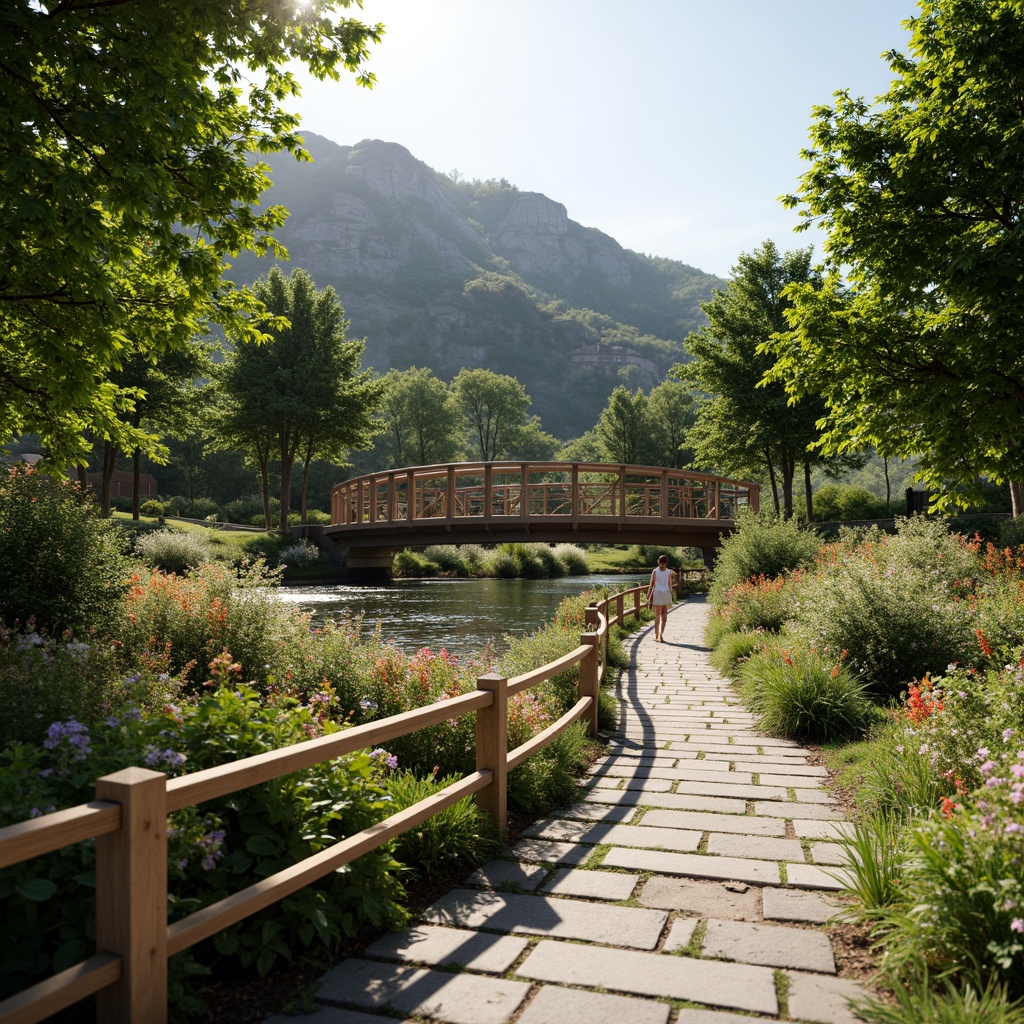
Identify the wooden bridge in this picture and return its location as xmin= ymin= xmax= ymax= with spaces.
xmin=324 ymin=461 xmax=760 ymax=580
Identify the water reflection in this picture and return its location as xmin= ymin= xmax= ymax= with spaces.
xmin=277 ymin=575 xmax=646 ymax=656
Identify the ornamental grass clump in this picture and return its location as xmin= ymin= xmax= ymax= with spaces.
xmin=739 ymin=641 xmax=872 ymax=743
xmin=133 ymin=528 xmax=213 ymax=574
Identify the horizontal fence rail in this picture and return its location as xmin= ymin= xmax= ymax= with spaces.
xmin=0 ymin=586 xmax=658 ymax=1024
xmin=330 ymin=461 xmax=760 ymax=531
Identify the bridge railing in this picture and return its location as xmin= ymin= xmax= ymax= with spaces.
xmin=331 ymin=462 xmax=759 ymax=528
xmin=0 ymin=585 xmax=653 ymax=1024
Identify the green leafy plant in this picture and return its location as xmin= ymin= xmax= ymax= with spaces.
xmin=384 ymin=769 xmax=500 ymax=877
xmin=709 ymin=507 xmax=821 ymax=603
xmin=0 ymin=466 xmax=134 ymax=637
xmin=837 ymin=810 xmax=906 ymax=916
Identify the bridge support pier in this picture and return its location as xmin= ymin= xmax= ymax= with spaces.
xmin=341 ymin=547 xmax=397 ymax=584
xmin=700 ymin=546 xmax=718 ymax=571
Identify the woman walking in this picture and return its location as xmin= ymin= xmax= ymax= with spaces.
xmin=646 ymin=553 xmax=677 ymax=642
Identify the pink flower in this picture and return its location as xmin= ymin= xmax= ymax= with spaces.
xmin=1012 ymin=918 xmax=1024 ymax=933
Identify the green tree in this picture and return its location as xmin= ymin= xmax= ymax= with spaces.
xmin=0 ymin=1 xmax=381 ymax=468
xmin=380 ymin=367 xmax=463 ymax=466
xmin=676 ymin=241 xmax=834 ymax=518
xmin=596 ymin=386 xmax=654 ymax=464
xmin=507 ymin=417 xmax=561 ymax=460
xmin=647 ymin=379 xmax=696 ymax=469
xmin=453 ymin=369 xmax=531 ymax=462
xmin=214 ymin=268 xmax=383 ymax=531
xmin=774 ymin=0 xmax=1024 ymax=515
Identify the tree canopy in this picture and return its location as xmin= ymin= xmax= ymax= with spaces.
xmin=453 ymin=369 xmax=531 ymax=462
xmin=0 ymin=0 xmax=381 ymax=467
xmin=380 ymin=367 xmax=463 ymax=467
xmin=676 ymin=241 xmax=835 ymax=518
xmin=213 ymin=268 xmax=383 ymax=531
xmin=773 ymin=0 xmax=1024 ymax=514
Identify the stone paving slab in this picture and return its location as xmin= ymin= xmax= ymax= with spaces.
xmin=264 ymin=1009 xmax=393 ymax=1024
xmin=363 ymin=924 xmax=528 ymax=973
xmin=583 ymin=789 xmax=749 ymax=814
xmin=524 ymin=819 xmax=702 ymax=853
xmin=762 ymin=887 xmax=844 ymax=925
xmin=515 ymin=984 xmax=671 ymax=1024
xmin=676 ymin=1010 xmax=774 ymax=1024
xmin=640 ymin=808 xmax=787 ymax=836
xmin=589 ymin=775 xmax=675 ymax=792
xmin=793 ymin=819 xmax=855 ymax=840
xmin=315 ymin=958 xmax=530 ymax=1024
xmin=539 ymin=867 xmax=640 ymax=901
xmin=707 ymin=832 xmax=805 ymax=862
xmin=702 ymin=918 xmax=836 ymax=973
xmin=602 ymin=847 xmax=781 ymax=885
xmin=785 ymin=970 xmax=868 ymax=1024
xmin=553 ymin=801 xmax=639 ymax=823
xmin=758 ymin=773 xmax=827 ymax=788
xmin=754 ymin=801 xmax=843 ymax=820
xmin=517 ymin=939 xmax=779 ymax=1016
xmin=510 ymin=838 xmax=592 ymax=865
xmin=421 ymin=889 xmax=667 ymax=949
xmin=735 ymin=761 xmax=827 ymax=776
xmin=786 ymin=863 xmax=851 ymax=891
xmin=791 ymin=788 xmax=836 ymax=804
xmin=810 ymin=842 xmax=853 ymax=866
xmin=663 ymin=916 xmax=699 ymax=951
xmin=638 ymin=876 xmax=761 ymax=920
xmin=465 ymin=860 xmax=547 ymax=891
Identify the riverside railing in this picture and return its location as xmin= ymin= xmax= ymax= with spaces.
xmin=330 ymin=461 xmax=760 ymax=529
xmin=0 ymin=585 xmax=650 ymax=1024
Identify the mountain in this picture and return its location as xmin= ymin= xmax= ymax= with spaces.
xmin=228 ymin=136 xmax=725 ymax=440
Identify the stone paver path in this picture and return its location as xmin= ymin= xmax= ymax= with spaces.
xmin=265 ymin=597 xmax=867 ymax=1024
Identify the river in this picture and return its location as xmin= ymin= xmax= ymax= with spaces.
xmin=277 ymin=575 xmax=647 ymax=655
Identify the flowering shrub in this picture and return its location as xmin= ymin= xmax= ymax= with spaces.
xmin=277 ymin=540 xmax=321 ymax=568
xmin=0 ymin=620 xmax=185 ymax=748
xmin=708 ymin=507 xmax=821 ymax=604
xmin=0 ymin=466 xmax=134 ymax=637
xmin=0 ymin=684 xmax=406 ymax=1009
xmin=117 ymin=558 xmax=310 ymax=694
xmin=882 ymin=747 xmax=1024 ymax=998
xmin=706 ymin=572 xmax=800 ymax=646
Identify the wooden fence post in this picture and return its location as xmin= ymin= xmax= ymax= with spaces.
xmin=633 ymin=588 xmax=642 ymax=623
xmin=585 ymin=603 xmax=605 ymax=675
xmin=578 ymin=632 xmax=600 ymax=738
xmin=95 ymin=766 xmax=168 ymax=1024
xmin=475 ymin=673 xmax=508 ymax=835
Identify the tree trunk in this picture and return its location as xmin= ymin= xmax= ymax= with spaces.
xmin=1011 ymin=480 xmax=1024 ymax=519
xmin=132 ymin=449 xmax=141 ymax=520
xmin=883 ymin=454 xmax=891 ymax=511
xmin=803 ymin=459 xmax=813 ymax=523
xmin=765 ymin=448 xmax=780 ymax=514
xmin=780 ymin=451 xmax=795 ymax=520
xmin=100 ymin=441 xmax=118 ymax=517
xmin=76 ymin=465 xmax=88 ymax=490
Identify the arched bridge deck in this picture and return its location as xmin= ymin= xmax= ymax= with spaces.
xmin=324 ymin=462 xmax=760 ymax=580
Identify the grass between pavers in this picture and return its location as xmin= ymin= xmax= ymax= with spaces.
xmin=583 ymin=842 xmax=613 ymax=868
xmin=774 ymin=968 xmax=791 ymax=1018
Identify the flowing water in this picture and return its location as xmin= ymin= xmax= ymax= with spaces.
xmin=277 ymin=574 xmax=647 ymax=656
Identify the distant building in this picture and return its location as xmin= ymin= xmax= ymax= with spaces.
xmin=86 ymin=470 xmax=158 ymax=498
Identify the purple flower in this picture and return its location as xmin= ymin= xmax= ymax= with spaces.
xmin=28 ymin=807 xmax=42 ymax=818
xmin=385 ymin=754 xmax=399 ymax=770
xmin=980 ymin=760 xmax=997 ymax=775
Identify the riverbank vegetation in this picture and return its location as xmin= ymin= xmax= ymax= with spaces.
xmin=0 ymin=467 xmax=641 ymax=1014
xmin=704 ymin=512 xmax=1024 ymax=1019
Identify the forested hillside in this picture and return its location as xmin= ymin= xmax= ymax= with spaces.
xmin=229 ymin=136 xmax=723 ymax=440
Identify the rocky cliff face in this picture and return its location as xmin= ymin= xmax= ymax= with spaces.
xmin=230 ymin=136 xmax=723 ymax=439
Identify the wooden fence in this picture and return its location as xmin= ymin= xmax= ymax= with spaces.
xmin=0 ymin=586 xmax=651 ymax=1023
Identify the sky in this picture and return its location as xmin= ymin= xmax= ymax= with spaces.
xmin=289 ymin=0 xmax=921 ymax=279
